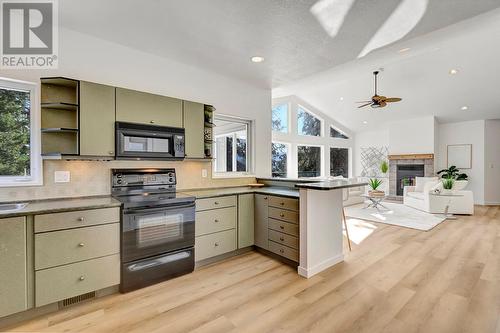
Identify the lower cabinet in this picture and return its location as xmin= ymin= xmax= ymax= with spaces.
xmin=0 ymin=217 xmax=28 ymax=318
xmin=254 ymin=194 xmax=269 ymax=250
xmin=195 ymin=229 xmax=237 ymax=262
xmin=238 ymin=194 xmax=254 ymax=248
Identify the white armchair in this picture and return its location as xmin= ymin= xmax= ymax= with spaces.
xmin=403 ymin=177 xmax=474 ymax=215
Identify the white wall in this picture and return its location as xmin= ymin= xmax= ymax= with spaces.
xmin=437 ymin=120 xmax=485 ymax=205
xmin=1 ymin=27 xmax=272 ymax=178
xmin=389 ymin=116 xmax=436 ymax=155
xmin=353 ymin=129 xmax=389 ymax=177
xmin=485 ymin=119 xmax=500 ymax=204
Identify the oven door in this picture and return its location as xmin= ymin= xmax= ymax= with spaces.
xmin=121 ymin=201 xmax=195 ymax=263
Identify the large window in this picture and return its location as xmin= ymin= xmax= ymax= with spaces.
xmin=271 ymin=142 xmax=288 ymax=178
xmin=298 ymin=145 xmax=321 ymax=178
xmin=330 ymin=147 xmax=349 ymax=178
xmin=213 ymin=115 xmax=252 ymax=175
xmin=0 ymin=78 xmax=41 ymax=186
xmin=330 ymin=126 xmax=349 ymax=139
xmin=272 ymin=104 xmax=288 ymax=133
xmin=297 ymin=107 xmax=321 ymax=137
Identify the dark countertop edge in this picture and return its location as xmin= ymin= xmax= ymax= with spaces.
xmin=295 ymin=182 xmax=368 ymax=190
xmin=180 ymin=186 xmax=299 ymax=199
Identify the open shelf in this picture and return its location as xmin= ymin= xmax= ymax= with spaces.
xmin=40 ymin=77 xmax=79 ymax=88
xmin=41 ymin=103 xmax=79 ymax=111
xmin=41 ymin=128 xmax=79 ymax=133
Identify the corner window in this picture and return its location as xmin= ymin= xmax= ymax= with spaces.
xmin=272 ymin=103 xmax=288 ymax=133
xmin=330 ymin=126 xmax=349 ymax=139
xmin=298 ymin=145 xmax=322 ymax=178
xmin=271 ymin=142 xmax=288 ymax=178
xmin=0 ymin=78 xmax=41 ymax=186
xmin=213 ymin=115 xmax=253 ymax=175
xmin=330 ymin=147 xmax=349 ymax=178
xmin=297 ymin=106 xmax=321 ymax=137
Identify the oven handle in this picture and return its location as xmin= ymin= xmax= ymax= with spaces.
xmin=123 ymin=202 xmax=195 ymax=215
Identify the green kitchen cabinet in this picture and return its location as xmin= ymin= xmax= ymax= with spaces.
xmin=115 ymin=88 xmax=182 ymax=127
xmin=79 ymin=81 xmax=116 ymax=157
xmin=182 ymin=101 xmax=205 ymax=158
xmin=0 ymin=217 xmax=28 ymax=318
xmin=254 ymin=194 xmax=269 ymax=250
xmin=238 ymin=194 xmax=255 ymax=248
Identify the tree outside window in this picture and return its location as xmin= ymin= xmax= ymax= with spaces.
xmin=298 ymin=107 xmax=321 ymax=136
xmin=298 ymin=145 xmax=321 ymax=177
xmin=272 ymin=104 xmax=288 ymax=133
xmin=330 ymin=147 xmax=349 ymax=178
xmin=272 ymin=142 xmax=287 ymax=178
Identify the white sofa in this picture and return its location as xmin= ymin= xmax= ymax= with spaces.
xmin=403 ymin=177 xmax=474 ymax=215
xmin=341 ymin=178 xmax=366 ymax=206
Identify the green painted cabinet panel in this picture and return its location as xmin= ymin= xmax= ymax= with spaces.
xmin=254 ymin=194 xmax=269 ymax=250
xmin=0 ymin=217 xmax=27 ymax=318
xmin=238 ymin=194 xmax=254 ymax=248
xmin=115 ymin=88 xmax=182 ymax=127
xmin=183 ymin=101 xmax=205 ymax=158
xmin=80 ymin=81 xmax=116 ymax=156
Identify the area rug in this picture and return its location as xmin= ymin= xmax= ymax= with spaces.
xmin=344 ymin=202 xmax=445 ymax=231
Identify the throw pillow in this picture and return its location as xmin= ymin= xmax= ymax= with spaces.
xmin=415 ymin=176 xmax=438 ymax=192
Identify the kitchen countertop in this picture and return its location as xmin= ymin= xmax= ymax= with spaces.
xmin=0 ymin=196 xmax=122 ymax=218
xmin=181 ymin=186 xmax=299 ymax=199
xmin=295 ymin=180 xmax=368 ymax=190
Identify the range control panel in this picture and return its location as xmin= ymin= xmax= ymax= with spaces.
xmin=112 ymin=169 xmax=176 ymax=187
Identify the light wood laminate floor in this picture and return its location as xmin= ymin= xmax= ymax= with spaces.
xmin=6 ymin=205 xmax=499 ymax=333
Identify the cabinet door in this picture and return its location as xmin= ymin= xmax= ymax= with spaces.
xmin=238 ymin=194 xmax=254 ymax=248
xmin=0 ymin=217 xmax=27 ymax=317
xmin=116 ymin=88 xmax=182 ymax=127
xmin=80 ymin=81 xmax=116 ymax=156
xmin=183 ymin=101 xmax=205 ymax=158
xmin=254 ymin=194 xmax=269 ymax=250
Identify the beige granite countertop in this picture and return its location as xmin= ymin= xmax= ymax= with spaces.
xmin=0 ymin=196 xmax=121 ymax=218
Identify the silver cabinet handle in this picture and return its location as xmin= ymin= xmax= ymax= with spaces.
xmin=280 ymin=202 xmax=285 ymax=206
xmin=214 ymin=201 xmax=219 ymax=205
xmin=214 ymin=242 xmax=219 ymax=247
xmin=280 ymin=237 xmax=285 ymax=241
xmin=150 ymin=120 xmax=155 ymax=124
xmin=77 ymin=217 xmax=84 ymax=222
xmin=264 ymin=197 xmax=268 ymax=200
xmin=79 ymin=276 xmax=85 ymax=281
xmin=214 ymin=219 xmax=219 ymax=223
xmin=280 ymin=225 xmax=284 ymax=230
xmin=280 ymin=213 xmax=285 ymax=217
xmin=109 ymin=151 xmax=114 ymax=155
xmin=279 ymin=249 xmax=284 ymax=254
xmin=78 ymin=243 xmax=85 ymax=247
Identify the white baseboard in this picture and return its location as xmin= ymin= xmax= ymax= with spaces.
xmin=298 ymin=254 xmax=344 ymax=278
xmin=484 ymin=202 xmax=500 ymax=206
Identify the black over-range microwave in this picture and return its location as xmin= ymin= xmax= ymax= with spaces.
xmin=115 ymin=122 xmax=185 ymax=160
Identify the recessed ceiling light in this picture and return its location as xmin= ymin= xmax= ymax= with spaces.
xmin=251 ymin=56 xmax=264 ymax=63
xmin=339 ymin=97 xmax=344 ymax=101
xmin=461 ymin=106 xmax=468 ymax=110
xmin=363 ymin=121 xmax=368 ymax=124
xmin=449 ymin=69 xmax=459 ymax=75
xmin=398 ymin=47 xmax=410 ymax=53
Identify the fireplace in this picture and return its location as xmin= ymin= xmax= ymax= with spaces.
xmin=396 ymin=164 xmax=424 ymax=196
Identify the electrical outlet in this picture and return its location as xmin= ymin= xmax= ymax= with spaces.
xmin=54 ymin=171 xmax=70 ymax=183
xmin=202 ymin=169 xmax=208 ymax=178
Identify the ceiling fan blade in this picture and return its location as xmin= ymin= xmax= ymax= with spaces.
xmin=358 ymin=102 xmax=372 ymax=108
xmin=356 ymin=100 xmax=372 ymax=103
xmin=384 ymin=97 xmax=402 ymax=103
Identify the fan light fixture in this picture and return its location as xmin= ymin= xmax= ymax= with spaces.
xmin=449 ymin=69 xmax=459 ymax=75
xmin=461 ymin=106 xmax=468 ymax=110
xmin=251 ymin=56 xmax=265 ymax=63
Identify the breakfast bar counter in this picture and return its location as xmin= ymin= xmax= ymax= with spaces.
xmin=295 ymin=180 xmax=367 ymax=278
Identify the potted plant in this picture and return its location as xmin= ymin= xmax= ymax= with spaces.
xmin=437 ymin=165 xmax=469 ymax=190
xmin=442 ymin=176 xmax=454 ymax=194
xmin=368 ymin=178 xmax=384 ymax=196
xmin=380 ymin=160 xmax=389 ymax=175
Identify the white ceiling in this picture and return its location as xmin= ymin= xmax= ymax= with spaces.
xmin=274 ymin=8 xmax=500 ymax=132
xmin=59 ymin=0 xmax=500 ymax=88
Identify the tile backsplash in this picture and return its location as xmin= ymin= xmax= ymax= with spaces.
xmin=0 ymin=160 xmax=255 ymax=202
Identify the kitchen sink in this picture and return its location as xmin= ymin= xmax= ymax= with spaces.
xmin=0 ymin=203 xmax=28 ymax=212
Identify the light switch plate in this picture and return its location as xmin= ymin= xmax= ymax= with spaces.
xmin=202 ymin=169 xmax=208 ymax=178
xmin=54 ymin=171 xmax=70 ymax=183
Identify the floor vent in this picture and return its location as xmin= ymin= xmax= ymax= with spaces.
xmin=59 ymin=291 xmax=96 ymax=308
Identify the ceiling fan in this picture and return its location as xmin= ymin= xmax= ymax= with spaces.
xmin=357 ymin=71 xmax=402 ymax=108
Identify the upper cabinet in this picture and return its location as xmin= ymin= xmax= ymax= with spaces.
xmin=80 ymin=82 xmax=116 ymax=157
xmin=116 ymin=88 xmax=182 ymax=128
xmin=183 ymin=101 xmax=205 ymax=159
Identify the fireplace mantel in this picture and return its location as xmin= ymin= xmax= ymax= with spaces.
xmin=388 ymin=153 xmax=434 ymax=160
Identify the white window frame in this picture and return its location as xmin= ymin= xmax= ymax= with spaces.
xmin=0 ymin=77 xmax=42 ymax=187
xmin=271 ymin=102 xmax=290 ymax=134
xmin=212 ymin=114 xmax=254 ymax=178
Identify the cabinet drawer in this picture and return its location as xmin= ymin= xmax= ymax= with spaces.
xmin=35 ymin=223 xmax=120 ymax=270
xmin=268 ymin=218 xmax=299 ymax=237
xmin=196 ymin=207 xmax=236 ymax=236
xmin=268 ymin=241 xmax=298 ymax=262
xmin=35 ymin=207 xmax=120 ymax=233
xmin=196 ymin=196 xmax=236 ymax=212
xmin=195 ymin=229 xmax=236 ymax=261
xmin=268 ymin=196 xmax=299 ymax=211
xmin=35 ymin=254 xmax=120 ymax=307
xmin=268 ymin=207 xmax=299 ymax=224
xmin=268 ymin=229 xmax=299 ymax=249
